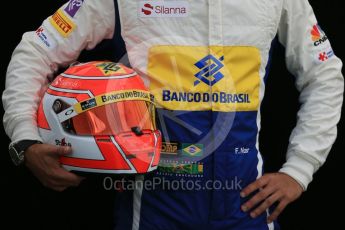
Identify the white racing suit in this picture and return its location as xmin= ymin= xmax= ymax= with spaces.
xmin=3 ymin=0 xmax=343 ymax=229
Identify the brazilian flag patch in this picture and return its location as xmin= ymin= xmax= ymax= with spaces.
xmin=182 ymin=144 xmax=203 ymax=157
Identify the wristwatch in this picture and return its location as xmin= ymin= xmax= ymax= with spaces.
xmin=9 ymin=140 xmax=42 ymax=166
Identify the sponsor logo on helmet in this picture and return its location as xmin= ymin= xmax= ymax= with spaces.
xmin=182 ymin=144 xmax=203 ymax=157
xmin=35 ymin=26 xmax=56 ymax=49
xmin=49 ymin=9 xmax=76 ymax=37
xmin=55 ymin=138 xmax=72 ymax=147
xmin=65 ymin=90 xmax=154 ymax=118
xmin=81 ymin=98 xmax=97 ymax=111
xmin=101 ymin=91 xmax=151 ymax=103
xmin=95 ymin=62 xmax=127 ymax=75
xmin=65 ymin=109 xmax=74 ymax=116
xmin=65 ymin=0 xmax=84 ymax=18
xmin=139 ymin=1 xmax=189 ymax=18
xmin=311 ymin=24 xmax=328 ymax=47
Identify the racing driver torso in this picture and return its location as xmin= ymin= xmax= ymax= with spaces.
xmin=114 ymin=1 xmax=280 ymax=229
xmin=3 ymin=0 xmax=344 ymax=230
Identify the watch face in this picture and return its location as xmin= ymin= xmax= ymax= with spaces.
xmin=9 ymin=146 xmax=24 ymax=166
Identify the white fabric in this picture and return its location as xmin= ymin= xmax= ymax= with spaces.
xmin=3 ymin=0 xmax=343 ymax=190
xmin=277 ymin=0 xmax=344 ymax=190
xmin=3 ymin=0 xmax=115 ymax=142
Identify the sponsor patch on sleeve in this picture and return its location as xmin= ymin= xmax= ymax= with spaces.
xmin=35 ymin=26 xmax=56 ymax=49
xmin=312 ymin=47 xmax=335 ymax=64
xmin=310 ymin=24 xmax=329 ymax=47
xmin=49 ymin=9 xmax=76 ymax=37
xmin=64 ymin=0 xmax=84 ymax=18
xmin=310 ymin=24 xmax=335 ymax=64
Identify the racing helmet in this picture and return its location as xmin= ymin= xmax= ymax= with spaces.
xmin=37 ymin=61 xmax=161 ymax=174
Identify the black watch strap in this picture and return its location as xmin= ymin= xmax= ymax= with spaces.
xmin=15 ymin=140 xmax=42 ymax=152
xmin=9 ymin=140 xmax=42 ymax=166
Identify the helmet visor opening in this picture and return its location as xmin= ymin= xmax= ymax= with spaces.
xmin=65 ymin=100 xmax=156 ymax=136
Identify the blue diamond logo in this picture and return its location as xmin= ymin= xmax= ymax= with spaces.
xmin=194 ymin=55 xmax=224 ymax=86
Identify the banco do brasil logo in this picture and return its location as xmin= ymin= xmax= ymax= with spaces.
xmin=194 ymin=55 xmax=224 ymax=86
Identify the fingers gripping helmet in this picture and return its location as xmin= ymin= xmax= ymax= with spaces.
xmin=37 ymin=61 xmax=161 ymax=174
